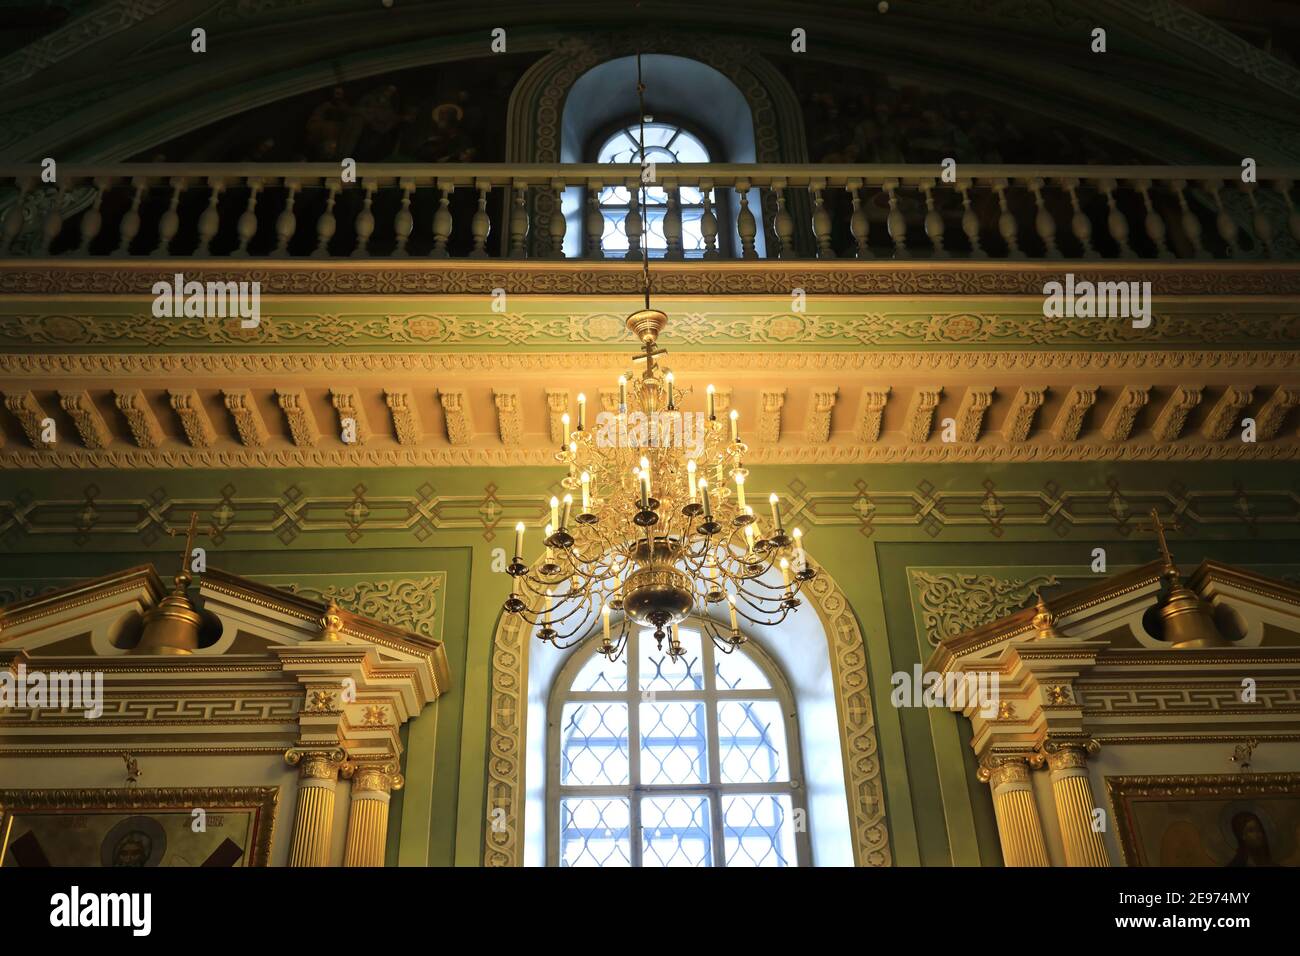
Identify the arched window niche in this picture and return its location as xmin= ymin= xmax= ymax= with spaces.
xmin=556 ymin=54 xmax=767 ymax=259
xmin=520 ymin=571 xmax=855 ymax=867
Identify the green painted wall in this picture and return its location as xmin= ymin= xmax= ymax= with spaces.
xmin=3 ymin=459 xmax=1299 ymax=865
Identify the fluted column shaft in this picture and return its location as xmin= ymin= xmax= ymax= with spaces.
xmin=982 ymin=757 xmax=1051 ymax=867
xmin=285 ymin=747 xmax=346 ymax=867
xmin=342 ymin=763 xmax=404 ymax=867
xmin=1045 ymin=742 xmax=1111 ymax=867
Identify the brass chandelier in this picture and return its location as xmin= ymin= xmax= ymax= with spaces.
xmin=502 ymin=55 xmax=817 ymax=663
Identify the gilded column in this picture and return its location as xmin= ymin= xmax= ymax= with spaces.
xmin=284 ymin=747 xmax=347 ymax=867
xmin=1043 ymin=740 xmax=1111 ymax=867
xmin=978 ymin=756 xmax=1051 ymax=867
xmin=342 ymin=762 xmax=404 ymax=867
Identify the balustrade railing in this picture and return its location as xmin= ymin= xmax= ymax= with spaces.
xmin=0 ymin=163 xmax=1297 ymax=261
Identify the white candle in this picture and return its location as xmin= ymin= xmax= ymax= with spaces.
xmin=665 ymin=371 xmax=675 ymax=408
xmin=734 ymin=471 xmax=746 ymax=511
xmin=560 ymin=494 xmax=573 ymax=531
xmin=699 ymin=480 xmax=712 ymax=519
xmin=640 ymin=456 xmax=651 ymax=500
xmin=706 ymin=384 xmax=716 ymax=420
xmin=618 ymin=375 xmax=627 ymax=410
xmin=728 ymin=593 xmax=738 ymax=631
xmin=561 ymin=412 xmax=570 ymax=447
xmin=577 ymin=392 xmax=586 ymax=431
xmin=729 ymin=408 xmax=739 ymax=443
xmin=549 ymin=496 xmax=559 ymax=529
xmin=687 ymin=459 xmax=698 ymax=500
xmin=793 ymin=527 xmax=806 ymax=571
xmin=580 ymin=471 xmax=591 ymax=512
xmin=514 ymin=521 xmax=524 ymax=560
xmin=780 ymin=557 xmax=791 ymax=588
xmin=769 ymin=492 xmax=783 ymax=533
xmin=602 ymin=602 xmax=611 ymax=641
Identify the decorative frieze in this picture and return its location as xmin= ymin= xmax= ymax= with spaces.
xmin=329 ymin=387 xmax=370 ymax=445
xmin=1255 ymin=385 xmax=1300 ymax=439
xmin=1200 ymin=386 xmax=1253 ymax=440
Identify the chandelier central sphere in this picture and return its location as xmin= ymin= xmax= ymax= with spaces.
xmin=502 ymin=308 xmax=817 ymax=663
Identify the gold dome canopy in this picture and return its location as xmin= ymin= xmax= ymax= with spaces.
xmin=1144 ymin=508 xmax=1232 ymax=649
xmin=132 ymin=513 xmax=208 ymax=655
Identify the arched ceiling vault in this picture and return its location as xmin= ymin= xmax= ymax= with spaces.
xmin=2 ymin=0 xmax=1299 ymax=162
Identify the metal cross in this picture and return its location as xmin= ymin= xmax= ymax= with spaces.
xmin=166 ymin=511 xmax=213 ymax=578
xmin=1137 ymin=507 xmax=1182 ymax=569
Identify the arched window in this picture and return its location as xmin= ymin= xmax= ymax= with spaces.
xmin=547 ymin=620 xmax=810 ymax=866
xmin=594 ymin=121 xmax=712 ymax=258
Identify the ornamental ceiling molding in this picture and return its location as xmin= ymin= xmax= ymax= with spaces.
xmin=483 ymin=555 xmax=891 ymax=867
xmin=5 ymin=483 xmax=1300 ymax=546
xmin=3 ymin=261 xmax=1299 ymax=297
xmin=6 ymin=441 xmax=1300 ymax=470
xmin=909 ymin=569 xmax=1061 ymax=647
xmin=4 ymin=349 xmax=1300 ymax=376
xmin=4 ymin=310 xmax=1300 ymax=352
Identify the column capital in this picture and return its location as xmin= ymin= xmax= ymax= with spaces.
xmin=345 ymin=761 xmax=405 ymax=794
xmin=285 ymin=746 xmax=348 ymax=780
xmin=977 ymin=753 xmax=1038 ymax=787
xmin=1040 ymin=737 xmax=1101 ymax=772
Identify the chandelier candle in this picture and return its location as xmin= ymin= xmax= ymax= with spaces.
xmin=549 ymin=496 xmax=559 ymax=529
xmin=577 ymin=393 xmax=586 ymax=431
xmin=561 ymin=413 xmax=570 ymax=446
xmin=706 ymin=383 xmax=716 ymax=420
xmin=687 ymin=459 xmax=698 ymax=501
xmin=514 ymin=522 xmax=525 ymax=562
xmin=666 ymin=372 xmax=675 ymax=409
xmin=769 ymin=493 xmax=784 ymax=534
xmin=581 ymin=471 xmax=591 ymax=512
xmin=729 ymin=408 xmax=740 ymax=444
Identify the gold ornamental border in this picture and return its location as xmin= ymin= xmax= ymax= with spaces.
xmin=1104 ymin=773 xmax=1300 ymax=866
xmin=0 ymin=786 xmax=280 ymax=867
xmin=2 ymin=259 xmax=1299 ymax=296
xmin=482 ymin=560 xmax=892 ymax=867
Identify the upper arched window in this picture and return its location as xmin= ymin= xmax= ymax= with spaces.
xmin=594 ymin=122 xmax=712 ymax=258
xmin=547 ymin=620 xmax=809 ymax=866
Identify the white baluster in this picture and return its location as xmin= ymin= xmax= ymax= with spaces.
xmin=112 ymin=176 xmax=147 ymax=256
xmin=699 ymin=182 xmax=718 ymax=259
xmin=958 ymin=183 xmax=985 ymax=258
xmin=152 ymin=176 xmax=185 ymax=256
xmin=549 ymin=180 xmax=567 ymax=259
xmin=75 ymin=176 xmax=109 ymax=256
xmin=883 ymin=179 xmax=907 ymax=258
xmin=992 ymin=179 xmax=1022 ymax=258
xmin=272 ymin=179 xmax=299 ymax=257
xmin=1171 ymin=179 xmax=1207 ymax=259
xmin=664 ymin=182 xmax=684 ymax=260
xmin=313 ymin=180 xmax=339 ymax=257
xmin=352 ymin=181 xmax=376 ymax=257
xmin=1241 ymin=182 xmax=1274 ymax=258
xmin=430 ymin=181 xmax=452 ymax=258
xmin=921 ymin=180 xmax=948 ymax=258
xmin=1028 ymin=177 xmax=1059 ymax=258
xmin=195 ymin=177 xmax=225 ymax=257
xmin=1062 ymin=178 xmax=1097 ymax=259
xmin=736 ymin=179 xmax=757 ymax=259
xmin=1099 ymin=178 xmax=1133 ymax=257
xmin=1202 ymin=178 xmax=1238 ymax=257
xmin=507 ymin=181 xmax=528 ymax=258
xmin=231 ymin=178 xmax=262 ymax=257
xmin=469 ymin=181 xmax=490 ymax=258
xmin=847 ymin=179 xmax=871 ymax=259
xmin=623 ymin=177 xmax=643 ymax=261
xmin=810 ymin=181 xmax=833 ymax=258
xmin=772 ymin=181 xmax=795 ymax=259
xmin=40 ymin=180 xmax=68 ymax=255
xmin=393 ymin=178 xmax=415 ymax=257
xmin=1134 ymin=179 xmax=1170 ymax=259
xmin=585 ymin=184 xmax=604 ymax=258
